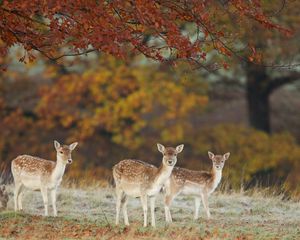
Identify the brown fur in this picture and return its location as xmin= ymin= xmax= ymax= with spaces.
xmin=0 ymin=186 xmax=8 ymax=210
xmin=12 ymin=155 xmax=55 ymax=177
xmin=11 ymin=141 xmax=78 ymax=216
xmin=164 ymin=148 xmax=178 ymax=156
xmin=113 ymin=144 xmax=184 ymax=227
xmin=172 ymin=167 xmax=213 ymax=185
xmin=113 ymin=159 xmax=158 ymax=182
xmin=164 ymin=152 xmax=230 ymax=222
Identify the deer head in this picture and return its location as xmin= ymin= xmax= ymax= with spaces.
xmin=157 ymin=143 xmax=184 ymax=167
xmin=208 ymin=151 xmax=230 ymax=170
xmin=54 ymin=140 xmax=78 ymax=164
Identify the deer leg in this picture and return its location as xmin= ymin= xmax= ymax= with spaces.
xmin=41 ymin=188 xmax=49 ymax=216
xmin=201 ymin=192 xmax=210 ymax=219
xmin=115 ymin=187 xmax=123 ymax=225
xmin=122 ymin=195 xmax=129 ymax=226
xmin=14 ymin=181 xmax=23 ymax=211
xmin=18 ymin=188 xmax=24 ymax=211
xmin=164 ymin=194 xmax=174 ymax=223
xmin=163 ymin=180 xmax=177 ymax=223
xmin=140 ymin=195 xmax=148 ymax=227
xmin=150 ymin=196 xmax=156 ymax=227
xmin=50 ymin=189 xmax=57 ymax=217
xmin=194 ymin=197 xmax=201 ymax=220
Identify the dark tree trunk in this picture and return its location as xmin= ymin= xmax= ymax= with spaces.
xmin=247 ymin=83 xmax=270 ymax=133
xmin=243 ymin=61 xmax=300 ymax=134
xmin=245 ymin=64 xmax=271 ymax=133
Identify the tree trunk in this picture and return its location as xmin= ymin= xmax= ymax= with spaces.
xmin=247 ymin=84 xmax=270 ymax=133
xmin=246 ymin=64 xmax=271 ymax=133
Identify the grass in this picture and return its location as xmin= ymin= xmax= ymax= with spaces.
xmin=0 ymin=185 xmax=299 ymax=239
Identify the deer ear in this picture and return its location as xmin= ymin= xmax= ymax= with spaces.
xmin=54 ymin=140 xmax=61 ymax=150
xmin=69 ymin=142 xmax=78 ymax=150
xmin=208 ymin=151 xmax=214 ymax=159
xmin=223 ymin=152 xmax=230 ymax=160
xmin=176 ymin=144 xmax=184 ymax=153
xmin=157 ymin=143 xmax=165 ymax=153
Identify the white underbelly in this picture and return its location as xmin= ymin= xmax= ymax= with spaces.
xmin=121 ymin=182 xmax=141 ymax=197
xmin=20 ymin=175 xmax=41 ymax=190
xmin=146 ymin=185 xmax=162 ymax=196
xmin=181 ymin=184 xmax=202 ymax=196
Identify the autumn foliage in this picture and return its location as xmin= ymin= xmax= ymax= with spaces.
xmin=0 ymin=56 xmax=208 ymax=183
xmin=0 ymin=1 xmax=299 ymax=198
xmin=0 ymin=53 xmax=300 ymax=197
xmin=0 ymin=0 xmax=292 ymax=69
xmin=36 ymin=56 xmax=207 ymax=148
xmin=186 ymin=124 xmax=300 ymax=194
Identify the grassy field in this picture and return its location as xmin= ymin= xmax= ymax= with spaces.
xmin=0 ymin=185 xmax=299 ymax=239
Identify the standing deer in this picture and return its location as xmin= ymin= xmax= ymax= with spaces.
xmin=113 ymin=143 xmax=184 ymax=227
xmin=11 ymin=140 xmax=78 ymax=216
xmin=164 ymin=151 xmax=230 ymax=223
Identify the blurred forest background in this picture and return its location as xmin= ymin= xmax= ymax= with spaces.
xmin=0 ymin=1 xmax=300 ymax=197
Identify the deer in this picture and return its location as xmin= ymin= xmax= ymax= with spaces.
xmin=164 ymin=151 xmax=230 ymax=223
xmin=11 ymin=140 xmax=78 ymax=216
xmin=0 ymin=185 xmax=9 ymax=210
xmin=113 ymin=143 xmax=184 ymax=227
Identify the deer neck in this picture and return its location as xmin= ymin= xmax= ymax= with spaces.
xmin=210 ymin=167 xmax=222 ymax=192
xmin=51 ymin=156 xmax=66 ymax=182
xmin=153 ymin=163 xmax=173 ymax=186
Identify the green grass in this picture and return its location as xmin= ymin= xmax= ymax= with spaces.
xmin=0 ymin=185 xmax=299 ymax=239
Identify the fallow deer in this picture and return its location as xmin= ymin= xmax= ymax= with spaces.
xmin=11 ymin=140 xmax=78 ymax=216
xmin=164 ymin=151 xmax=230 ymax=223
xmin=0 ymin=186 xmax=8 ymax=210
xmin=113 ymin=143 xmax=184 ymax=227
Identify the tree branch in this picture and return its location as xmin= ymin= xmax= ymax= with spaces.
xmin=266 ymin=71 xmax=300 ymax=94
xmin=0 ymin=7 xmax=49 ymax=27
xmin=51 ymin=49 xmax=99 ymax=61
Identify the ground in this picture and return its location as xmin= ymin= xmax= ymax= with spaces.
xmin=0 ymin=186 xmax=299 ymax=239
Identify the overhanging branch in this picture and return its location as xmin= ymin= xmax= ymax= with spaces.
xmin=266 ymin=72 xmax=300 ymax=94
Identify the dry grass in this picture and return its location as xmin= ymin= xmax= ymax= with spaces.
xmin=0 ymin=184 xmax=299 ymax=239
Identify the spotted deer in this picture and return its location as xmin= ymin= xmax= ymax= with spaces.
xmin=11 ymin=140 xmax=78 ymax=216
xmin=113 ymin=143 xmax=184 ymax=227
xmin=164 ymin=151 xmax=230 ymax=223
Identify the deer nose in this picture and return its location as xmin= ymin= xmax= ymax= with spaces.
xmin=167 ymin=160 xmax=173 ymax=165
xmin=67 ymin=159 xmax=73 ymax=164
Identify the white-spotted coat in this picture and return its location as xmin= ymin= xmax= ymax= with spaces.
xmin=113 ymin=143 xmax=184 ymax=227
xmin=11 ymin=141 xmax=78 ymax=216
xmin=164 ymin=152 xmax=230 ymax=222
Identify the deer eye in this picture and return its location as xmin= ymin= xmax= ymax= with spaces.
xmin=59 ymin=151 xmax=63 ymax=154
